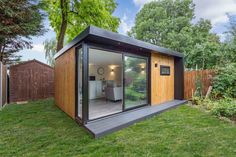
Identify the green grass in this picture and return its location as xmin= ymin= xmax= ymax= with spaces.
xmin=0 ymin=99 xmax=236 ymax=157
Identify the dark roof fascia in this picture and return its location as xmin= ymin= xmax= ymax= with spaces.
xmin=54 ymin=27 xmax=90 ymax=59
xmin=89 ymin=26 xmax=184 ymax=58
xmin=54 ymin=25 xmax=184 ymax=59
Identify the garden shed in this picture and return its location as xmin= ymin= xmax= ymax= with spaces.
xmin=54 ymin=26 xmax=186 ymax=137
xmin=10 ymin=60 xmax=54 ymax=103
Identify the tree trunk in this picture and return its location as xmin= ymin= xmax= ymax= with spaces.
xmin=0 ymin=43 xmax=5 ymax=62
xmin=0 ymin=44 xmax=2 ymax=62
xmin=56 ymin=0 xmax=68 ymax=52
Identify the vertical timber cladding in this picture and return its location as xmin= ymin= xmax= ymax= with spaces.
xmin=55 ymin=47 xmax=76 ymax=119
xmin=151 ymin=52 xmax=174 ymax=105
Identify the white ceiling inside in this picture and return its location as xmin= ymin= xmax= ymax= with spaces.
xmin=89 ymin=48 xmax=122 ymax=66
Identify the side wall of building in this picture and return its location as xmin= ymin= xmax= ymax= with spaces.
xmin=151 ymin=53 xmax=174 ymax=105
xmin=55 ymin=48 xmax=76 ymax=119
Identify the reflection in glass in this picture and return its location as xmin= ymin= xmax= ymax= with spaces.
xmin=124 ymin=56 xmax=147 ymax=109
xmin=78 ymin=48 xmax=83 ymax=118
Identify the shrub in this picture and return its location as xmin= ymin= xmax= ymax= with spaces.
xmin=191 ymin=96 xmax=236 ymax=121
xmin=211 ymin=99 xmax=236 ymax=119
xmin=194 ymin=75 xmax=203 ymax=97
xmin=212 ymin=63 xmax=236 ymax=98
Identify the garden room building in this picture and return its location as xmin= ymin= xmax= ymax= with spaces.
xmin=54 ymin=26 xmax=186 ymax=138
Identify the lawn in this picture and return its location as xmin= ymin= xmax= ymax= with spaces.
xmin=0 ymin=99 xmax=236 ymax=157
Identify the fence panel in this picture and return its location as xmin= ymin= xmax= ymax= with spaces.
xmin=0 ymin=62 xmax=7 ymax=107
xmin=184 ymin=69 xmax=215 ymax=99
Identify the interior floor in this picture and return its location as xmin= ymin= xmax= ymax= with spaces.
xmin=89 ymin=98 xmax=122 ymax=120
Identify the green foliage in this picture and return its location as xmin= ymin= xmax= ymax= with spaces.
xmin=124 ymin=57 xmax=147 ymax=103
xmin=194 ymin=75 xmax=203 ymax=97
xmin=191 ymin=96 xmax=236 ymax=121
xmin=43 ymin=38 xmax=57 ymax=66
xmin=212 ymin=63 xmax=236 ymax=98
xmin=211 ymin=99 xmax=236 ymax=119
xmin=133 ymin=75 xmax=147 ymax=92
xmin=129 ymin=0 xmax=222 ymax=69
xmin=129 ymin=0 xmax=194 ymax=47
xmin=0 ymin=0 xmax=45 ymax=64
xmin=42 ymin=0 xmax=119 ymax=44
xmin=216 ymin=14 xmax=236 ymax=67
xmin=125 ymin=87 xmax=144 ymax=101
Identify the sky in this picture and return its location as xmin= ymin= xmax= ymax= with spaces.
xmin=17 ymin=0 xmax=236 ymax=64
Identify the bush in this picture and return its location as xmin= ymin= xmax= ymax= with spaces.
xmin=194 ymin=75 xmax=203 ymax=97
xmin=191 ymin=96 xmax=236 ymax=121
xmin=211 ymin=99 xmax=236 ymax=119
xmin=212 ymin=63 xmax=236 ymax=98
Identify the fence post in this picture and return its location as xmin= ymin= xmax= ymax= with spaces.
xmin=0 ymin=62 xmax=2 ymax=108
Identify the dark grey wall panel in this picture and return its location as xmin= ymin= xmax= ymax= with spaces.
xmin=174 ymin=57 xmax=184 ymax=99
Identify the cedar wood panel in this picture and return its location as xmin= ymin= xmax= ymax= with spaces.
xmin=151 ymin=53 xmax=174 ymax=105
xmin=55 ymin=48 xmax=75 ymax=119
xmin=10 ymin=60 xmax=54 ymax=102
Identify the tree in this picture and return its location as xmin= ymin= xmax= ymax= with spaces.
xmin=43 ymin=38 xmax=57 ymax=66
xmin=129 ymin=0 xmax=194 ymax=47
xmin=227 ymin=14 xmax=236 ymax=42
xmin=187 ymin=19 xmax=221 ymax=69
xmin=129 ymin=0 xmax=221 ymax=69
xmin=217 ymin=14 xmax=236 ymax=66
xmin=42 ymin=0 xmax=120 ymax=52
xmin=0 ymin=0 xmax=45 ymax=64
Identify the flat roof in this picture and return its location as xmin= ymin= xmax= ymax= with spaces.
xmin=54 ymin=25 xmax=184 ymax=59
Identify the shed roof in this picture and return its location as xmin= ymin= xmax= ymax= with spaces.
xmin=54 ymin=26 xmax=184 ymax=59
xmin=10 ymin=59 xmax=53 ymax=69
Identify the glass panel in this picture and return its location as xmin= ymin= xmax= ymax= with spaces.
xmin=78 ymin=48 xmax=83 ymax=118
xmin=88 ymin=48 xmax=123 ymax=120
xmin=124 ymin=56 xmax=147 ymax=109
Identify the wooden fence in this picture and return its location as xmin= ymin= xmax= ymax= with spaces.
xmin=0 ymin=62 xmax=7 ymax=107
xmin=184 ymin=69 xmax=215 ymax=99
xmin=10 ymin=60 xmax=54 ymax=103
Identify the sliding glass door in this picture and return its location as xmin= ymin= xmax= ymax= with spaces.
xmin=77 ymin=48 xmax=83 ymax=118
xmin=82 ymin=45 xmax=149 ymax=122
xmin=124 ymin=55 xmax=147 ymax=110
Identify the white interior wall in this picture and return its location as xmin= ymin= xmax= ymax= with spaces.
xmin=89 ymin=64 xmax=122 ymax=86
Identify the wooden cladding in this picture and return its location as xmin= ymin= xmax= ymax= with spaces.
xmin=184 ymin=70 xmax=215 ymax=99
xmin=55 ymin=48 xmax=76 ymax=119
xmin=10 ymin=60 xmax=54 ymax=103
xmin=151 ymin=53 xmax=174 ymax=105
